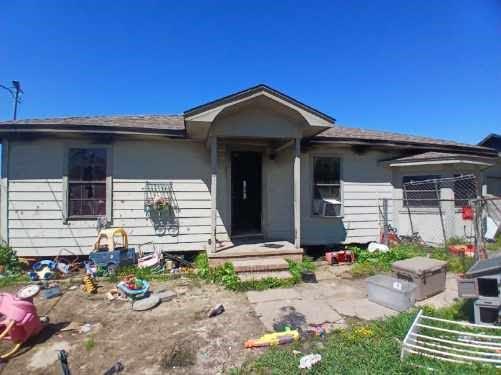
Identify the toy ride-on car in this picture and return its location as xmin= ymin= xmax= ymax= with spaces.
xmin=89 ymin=228 xmax=136 ymax=275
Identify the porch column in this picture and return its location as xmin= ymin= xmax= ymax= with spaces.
xmin=210 ymin=136 xmax=218 ymax=253
xmin=293 ymin=137 xmax=301 ymax=249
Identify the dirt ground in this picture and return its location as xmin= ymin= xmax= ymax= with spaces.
xmin=0 ymin=277 xmax=266 ymax=374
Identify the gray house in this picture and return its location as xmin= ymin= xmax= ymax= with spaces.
xmin=0 ymin=85 xmax=498 ymax=264
xmin=479 ymin=134 xmax=501 ymax=197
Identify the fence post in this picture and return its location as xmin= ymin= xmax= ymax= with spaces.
xmin=473 ymin=198 xmax=487 ymax=261
xmin=381 ymin=198 xmax=389 ymax=245
xmin=434 ymin=180 xmax=448 ymax=246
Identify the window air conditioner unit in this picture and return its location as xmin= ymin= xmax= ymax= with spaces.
xmin=319 ymin=199 xmax=342 ymax=217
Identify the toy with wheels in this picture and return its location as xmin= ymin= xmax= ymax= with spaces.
xmin=116 ymin=276 xmax=150 ymax=300
xmin=94 ymin=228 xmax=128 ymax=251
xmin=137 ymin=242 xmax=163 ymax=272
xmin=90 ymin=228 xmax=135 ymax=276
xmin=0 ymin=292 xmax=43 ymax=358
xmin=28 ymin=260 xmax=57 ymax=281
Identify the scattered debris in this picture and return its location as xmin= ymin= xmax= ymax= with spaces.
xmin=208 ymin=303 xmax=225 ymax=317
xmin=90 ymin=228 xmax=136 ymax=275
xmin=299 ymin=353 xmax=322 ymax=369
xmin=325 ymin=250 xmax=356 ymax=265
xmin=60 ymin=322 xmax=81 ymax=333
xmin=368 ymin=242 xmax=390 ymax=253
xmin=82 ymin=275 xmax=98 ymax=294
xmin=42 ymin=285 xmax=63 ymax=300
xmin=16 ymin=284 xmax=41 ymax=300
xmin=28 ymin=260 xmax=57 ymax=281
xmin=58 ymin=350 xmax=71 ymax=375
xmin=68 ymin=285 xmax=78 ymax=291
xmin=448 ymin=244 xmax=475 ymax=257
xmin=301 ymin=270 xmax=317 ymax=283
xmin=132 ymin=294 xmax=161 ymax=311
xmin=402 ymin=310 xmax=501 ymax=368
xmin=392 ymin=257 xmax=447 ymax=301
xmin=0 ymin=292 xmax=43 ymax=358
xmin=154 ymin=289 xmax=177 ymax=302
xmin=138 ymin=243 xmax=164 ymax=272
xmin=245 ymin=328 xmax=299 ymax=348
xmin=117 ymin=276 xmax=150 ymax=300
xmin=103 ymin=361 xmax=124 ymax=375
xmin=79 ymin=323 xmax=93 ymax=334
xmin=367 ymin=275 xmax=416 ymax=312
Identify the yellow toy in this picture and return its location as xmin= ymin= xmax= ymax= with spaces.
xmin=82 ymin=275 xmax=98 ymax=294
xmin=94 ymin=228 xmax=128 ymax=251
xmin=244 ymin=328 xmax=299 ymax=348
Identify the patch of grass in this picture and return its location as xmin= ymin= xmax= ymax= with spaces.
xmin=194 ymin=253 xmax=314 ymax=292
xmin=486 ymin=235 xmax=501 ymax=252
xmin=236 ymin=301 xmax=498 ymax=374
xmin=350 ymin=244 xmax=473 ymax=278
xmin=0 ymin=244 xmax=23 ymax=275
xmin=0 ymin=274 xmax=30 ymax=289
xmin=106 ymin=264 xmax=182 ymax=283
xmin=83 ymin=337 xmax=96 ymax=351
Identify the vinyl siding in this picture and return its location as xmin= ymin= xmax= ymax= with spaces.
xmin=7 ymin=139 xmax=229 ymax=256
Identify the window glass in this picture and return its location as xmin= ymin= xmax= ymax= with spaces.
xmin=402 ymin=175 xmax=440 ymax=207
xmin=68 ymin=148 xmax=107 ymax=218
xmin=312 ymin=157 xmax=341 ymax=216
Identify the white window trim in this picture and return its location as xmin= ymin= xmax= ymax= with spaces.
xmin=310 ymin=154 xmax=344 ymax=218
xmin=62 ymin=144 xmax=113 ymax=224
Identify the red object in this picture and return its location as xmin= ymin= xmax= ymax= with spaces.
xmin=462 ymin=206 xmax=474 ymax=220
xmin=325 ymin=250 xmax=355 ymax=265
xmin=448 ymin=244 xmax=475 ymax=258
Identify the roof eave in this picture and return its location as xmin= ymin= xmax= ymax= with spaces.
xmin=0 ymin=124 xmax=186 ymax=138
xmin=309 ymin=137 xmax=498 ymax=157
xmin=184 ymin=84 xmax=336 ymax=124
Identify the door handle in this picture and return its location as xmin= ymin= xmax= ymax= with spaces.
xmin=243 ymin=180 xmax=247 ymax=200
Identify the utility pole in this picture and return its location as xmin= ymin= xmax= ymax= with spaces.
xmin=0 ymin=81 xmax=23 ymax=120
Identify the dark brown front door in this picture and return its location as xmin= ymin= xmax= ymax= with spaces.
xmin=231 ymin=151 xmax=262 ymax=235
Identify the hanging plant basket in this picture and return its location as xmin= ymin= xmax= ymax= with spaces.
xmin=148 ymin=196 xmax=169 ymax=211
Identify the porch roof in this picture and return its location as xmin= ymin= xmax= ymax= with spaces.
xmin=383 ymin=151 xmax=496 ymax=168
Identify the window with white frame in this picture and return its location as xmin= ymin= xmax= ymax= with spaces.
xmin=67 ymin=148 xmax=107 ymax=218
xmin=312 ymin=157 xmax=342 ymax=217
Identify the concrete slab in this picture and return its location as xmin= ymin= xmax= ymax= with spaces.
xmin=328 ymin=298 xmax=399 ymax=320
xmin=295 ymin=282 xmax=365 ymax=301
xmin=252 ymin=299 xmax=343 ymax=331
xmin=246 ymin=288 xmax=301 ymax=304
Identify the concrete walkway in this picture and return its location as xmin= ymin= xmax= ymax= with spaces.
xmin=246 ymin=265 xmax=459 ymax=331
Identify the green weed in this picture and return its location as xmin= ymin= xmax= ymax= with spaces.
xmin=235 ymin=301 xmax=498 ymax=374
xmin=194 ymin=253 xmax=314 ymax=291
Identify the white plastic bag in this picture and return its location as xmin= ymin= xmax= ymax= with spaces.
xmin=299 ymin=353 xmax=322 ymax=369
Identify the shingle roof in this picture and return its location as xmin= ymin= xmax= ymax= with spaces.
xmin=0 ymin=115 xmax=184 ymax=131
xmin=0 ymin=115 xmax=495 ymax=156
xmin=316 ymin=125 xmax=488 ymax=150
xmin=391 ymin=152 xmax=475 ymax=162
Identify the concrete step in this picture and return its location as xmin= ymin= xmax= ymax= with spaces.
xmin=232 ymin=258 xmax=289 ymax=273
xmin=238 ymin=270 xmax=293 ymax=282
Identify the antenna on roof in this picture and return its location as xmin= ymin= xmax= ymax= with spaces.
xmin=0 ymin=80 xmax=23 ymax=120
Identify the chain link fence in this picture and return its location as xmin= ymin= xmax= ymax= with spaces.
xmin=471 ymin=196 xmax=501 ymax=258
xmin=379 ymin=175 xmax=479 ymax=248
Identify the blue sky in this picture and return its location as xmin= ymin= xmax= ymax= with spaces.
xmin=1 ymin=1 xmax=500 ymax=144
